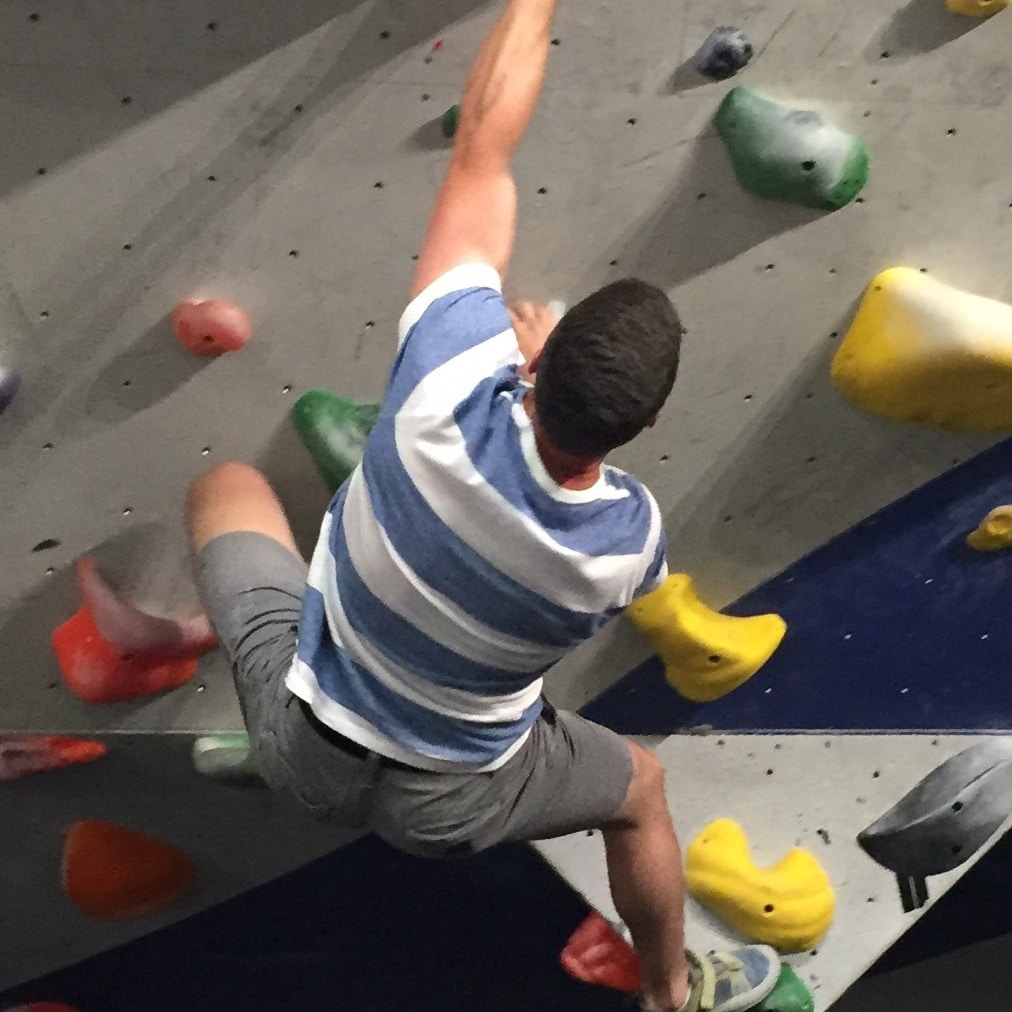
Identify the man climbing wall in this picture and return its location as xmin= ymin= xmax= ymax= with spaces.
xmin=185 ymin=2 xmax=780 ymax=1010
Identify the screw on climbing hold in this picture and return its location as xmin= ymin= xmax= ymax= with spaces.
xmin=714 ymin=87 xmax=869 ymax=209
xmin=692 ymin=27 xmax=754 ymax=81
xmin=442 ymin=103 xmax=461 ymax=140
xmin=171 ymin=299 xmax=252 ymax=356
xmin=0 ymin=366 xmax=21 ymax=415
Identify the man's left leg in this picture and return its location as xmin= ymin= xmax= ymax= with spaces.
xmin=186 ymin=463 xmax=312 ymax=793
xmin=186 ymin=460 xmax=301 ymax=557
xmin=186 ymin=461 xmax=382 ymax=825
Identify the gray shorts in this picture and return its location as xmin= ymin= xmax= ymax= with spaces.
xmin=194 ymin=531 xmax=634 ymax=858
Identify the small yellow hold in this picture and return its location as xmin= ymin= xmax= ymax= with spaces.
xmin=685 ymin=819 xmax=835 ymax=953
xmin=945 ymin=0 xmax=1009 ymax=16
xmin=967 ymin=506 xmax=1012 ymax=550
xmin=626 ymin=574 xmax=786 ymax=702
xmin=831 ymin=268 xmax=1012 ymax=431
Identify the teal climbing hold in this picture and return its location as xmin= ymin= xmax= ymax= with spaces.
xmin=756 ymin=966 xmax=815 ymax=1012
xmin=192 ymin=733 xmax=265 ymax=786
xmin=442 ymin=103 xmax=461 ymax=139
xmin=714 ymin=87 xmax=869 ymax=210
xmin=291 ymin=390 xmax=381 ymax=493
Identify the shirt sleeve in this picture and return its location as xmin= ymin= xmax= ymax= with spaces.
xmin=636 ymin=530 xmax=669 ymax=596
xmin=389 ymin=264 xmax=522 ymax=398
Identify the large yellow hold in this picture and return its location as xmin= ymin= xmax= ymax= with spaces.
xmin=831 ymin=268 xmax=1012 ymax=431
xmin=967 ymin=506 xmax=1012 ymax=550
xmin=945 ymin=0 xmax=1008 ymax=16
xmin=626 ymin=574 xmax=786 ymax=702
xmin=686 ymin=819 xmax=835 ymax=953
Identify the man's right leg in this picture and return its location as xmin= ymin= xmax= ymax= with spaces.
xmin=601 ymin=741 xmax=780 ymax=1012
xmin=602 ymin=742 xmax=691 ymax=1012
xmin=369 ymin=702 xmax=778 ymax=1012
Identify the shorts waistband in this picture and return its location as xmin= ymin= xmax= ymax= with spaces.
xmin=297 ymin=698 xmax=421 ymax=773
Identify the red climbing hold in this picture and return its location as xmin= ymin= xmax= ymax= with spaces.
xmin=171 ymin=298 xmax=251 ymax=356
xmin=0 ymin=735 xmax=107 ymax=781
xmin=62 ymin=819 xmax=194 ymax=918
xmin=559 ymin=911 xmax=642 ymax=994
xmin=51 ymin=558 xmax=216 ymax=704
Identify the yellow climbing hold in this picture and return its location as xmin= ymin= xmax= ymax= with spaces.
xmin=945 ymin=0 xmax=1009 ymax=16
xmin=626 ymin=574 xmax=786 ymax=702
xmin=685 ymin=819 xmax=835 ymax=953
xmin=967 ymin=506 xmax=1012 ymax=550
xmin=831 ymin=268 xmax=1012 ymax=431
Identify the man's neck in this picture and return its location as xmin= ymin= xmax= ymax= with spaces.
xmin=522 ymin=391 xmax=602 ymax=491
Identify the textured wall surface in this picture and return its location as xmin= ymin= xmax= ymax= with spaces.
xmin=2 ymin=0 xmax=1011 ymax=1003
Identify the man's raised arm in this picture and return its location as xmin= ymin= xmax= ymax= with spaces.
xmin=409 ymin=0 xmax=561 ymax=298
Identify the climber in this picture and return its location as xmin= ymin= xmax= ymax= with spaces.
xmin=184 ymin=2 xmax=779 ymax=1010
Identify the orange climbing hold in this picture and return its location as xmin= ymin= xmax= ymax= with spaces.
xmin=171 ymin=298 xmax=252 ymax=356
xmin=559 ymin=911 xmax=642 ymax=994
xmin=0 ymin=735 xmax=107 ymax=781
xmin=62 ymin=819 xmax=194 ymax=918
xmin=52 ymin=558 xmax=215 ymax=704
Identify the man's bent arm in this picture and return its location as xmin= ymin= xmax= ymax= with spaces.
xmin=410 ymin=0 xmax=560 ymax=299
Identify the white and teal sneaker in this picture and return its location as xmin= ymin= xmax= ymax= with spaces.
xmin=632 ymin=945 xmax=781 ymax=1012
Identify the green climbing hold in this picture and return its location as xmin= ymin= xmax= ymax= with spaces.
xmin=755 ymin=966 xmax=815 ymax=1012
xmin=192 ymin=733 xmax=265 ymax=786
xmin=442 ymin=103 xmax=461 ymax=139
xmin=714 ymin=86 xmax=869 ymax=210
xmin=291 ymin=390 xmax=381 ymax=493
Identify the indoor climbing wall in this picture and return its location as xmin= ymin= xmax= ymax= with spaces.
xmin=1 ymin=0 xmax=1011 ymax=1005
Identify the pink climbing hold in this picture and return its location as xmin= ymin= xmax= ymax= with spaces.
xmin=171 ymin=298 xmax=251 ymax=356
xmin=4 ymin=1004 xmax=83 ymax=1012
xmin=0 ymin=735 xmax=107 ymax=781
xmin=51 ymin=557 xmax=217 ymax=704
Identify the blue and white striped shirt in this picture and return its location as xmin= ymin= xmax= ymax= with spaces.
xmin=287 ymin=264 xmax=668 ymax=771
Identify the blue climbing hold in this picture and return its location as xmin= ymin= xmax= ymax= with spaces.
xmin=693 ymin=27 xmax=754 ymax=81
xmin=0 ymin=366 xmax=20 ymax=415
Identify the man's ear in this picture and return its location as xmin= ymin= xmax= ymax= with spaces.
xmin=646 ymin=411 xmax=659 ymax=428
xmin=526 ymin=347 xmax=543 ymax=376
